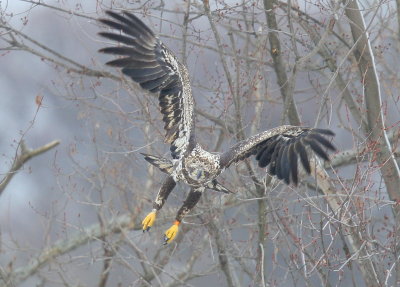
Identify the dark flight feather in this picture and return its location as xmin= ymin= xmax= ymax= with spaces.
xmin=99 ymin=11 xmax=195 ymax=160
xmin=221 ymin=126 xmax=335 ymax=185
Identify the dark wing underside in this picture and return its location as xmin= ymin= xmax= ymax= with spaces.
xmin=220 ymin=125 xmax=335 ymax=185
xmin=98 ymin=11 xmax=195 ymax=159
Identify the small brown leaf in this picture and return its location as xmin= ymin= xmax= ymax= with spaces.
xmin=35 ymin=95 xmax=43 ymax=107
xmin=107 ymin=127 xmax=113 ymax=138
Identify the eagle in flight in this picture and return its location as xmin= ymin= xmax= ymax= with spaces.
xmin=98 ymin=11 xmax=336 ymax=244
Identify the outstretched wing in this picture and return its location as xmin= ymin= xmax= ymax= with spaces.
xmin=220 ymin=125 xmax=335 ymax=185
xmin=98 ymin=11 xmax=195 ymax=159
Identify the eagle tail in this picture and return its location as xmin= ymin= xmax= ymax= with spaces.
xmin=207 ymin=179 xmax=235 ymax=194
xmin=140 ymin=153 xmax=174 ymax=174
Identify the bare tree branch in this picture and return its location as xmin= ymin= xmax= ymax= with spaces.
xmin=327 ymin=128 xmax=399 ymax=168
xmin=345 ymin=1 xmax=400 ymax=284
xmin=0 ymin=140 xmax=60 ymax=195
xmin=1 ymin=213 xmax=140 ymax=287
xmin=206 ymin=218 xmax=239 ymax=287
xmin=296 ymin=18 xmax=368 ymax=131
xmin=1 ymin=1 xmax=399 ymax=286
xmin=263 ymin=0 xmax=301 ymax=125
xmin=203 ymin=0 xmax=246 ymax=141
xmin=310 ymin=160 xmax=383 ymax=286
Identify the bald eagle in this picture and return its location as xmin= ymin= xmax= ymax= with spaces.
xmin=98 ymin=11 xmax=336 ymax=244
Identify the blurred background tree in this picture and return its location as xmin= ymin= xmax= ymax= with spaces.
xmin=1 ymin=0 xmax=399 ymax=286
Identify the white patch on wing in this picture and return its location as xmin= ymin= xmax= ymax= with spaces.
xmin=155 ymin=197 xmax=163 ymax=206
xmin=158 ymin=47 xmax=195 ymax=159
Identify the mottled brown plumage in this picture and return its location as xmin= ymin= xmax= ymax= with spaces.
xmin=98 ymin=11 xmax=336 ymax=244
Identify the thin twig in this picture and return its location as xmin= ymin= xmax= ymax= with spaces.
xmin=0 ymin=140 xmax=60 ymax=195
xmin=2 ymin=214 xmax=139 ymax=287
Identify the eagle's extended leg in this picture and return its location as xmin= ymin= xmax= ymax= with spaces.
xmin=142 ymin=176 xmax=176 ymax=232
xmin=164 ymin=187 xmax=204 ymax=244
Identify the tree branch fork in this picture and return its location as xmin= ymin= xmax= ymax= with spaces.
xmin=0 ymin=139 xmax=60 ymax=195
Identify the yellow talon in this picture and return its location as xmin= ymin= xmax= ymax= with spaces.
xmin=163 ymin=220 xmax=180 ymax=244
xmin=142 ymin=210 xmax=157 ymax=232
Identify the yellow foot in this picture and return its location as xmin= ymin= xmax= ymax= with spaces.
xmin=163 ymin=220 xmax=180 ymax=245
xmin=142 ymin=210 xmax=157 ymax=232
